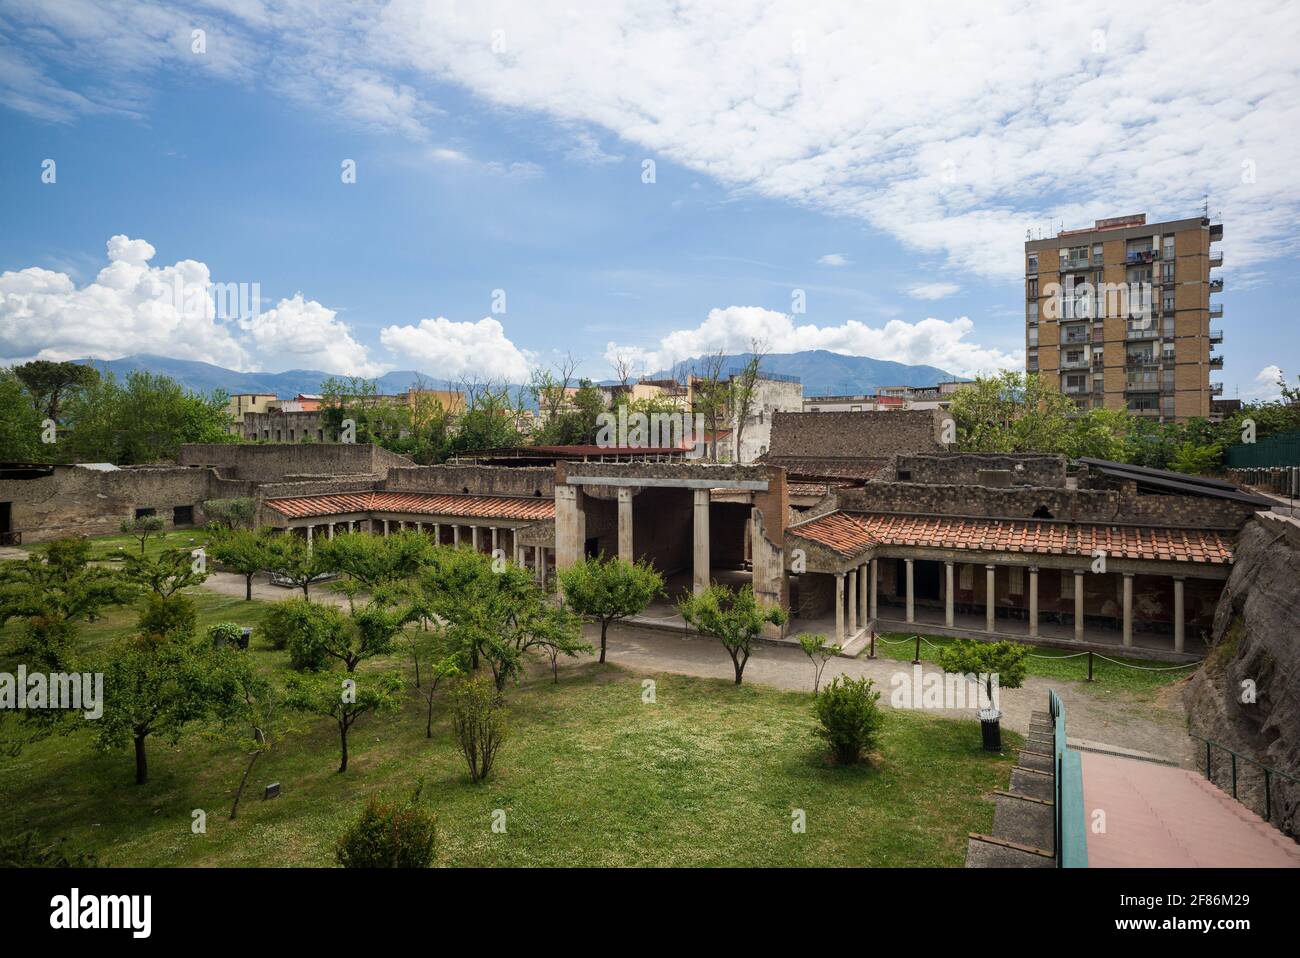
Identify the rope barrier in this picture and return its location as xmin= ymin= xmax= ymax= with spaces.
xmin=876 ymin=633 xmax=1202 ymax=672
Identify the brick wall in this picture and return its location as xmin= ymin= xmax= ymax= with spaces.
xmin=768 ymin=409 xmax=948 ymax=459
xmin=892 ymin=453 xmax=1068 ymax=487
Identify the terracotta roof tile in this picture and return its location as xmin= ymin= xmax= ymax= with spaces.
xmin=265 ymin=491 xmax=554 ymax=522
xmin=788 ymin=511 xmax=1234 ymax=565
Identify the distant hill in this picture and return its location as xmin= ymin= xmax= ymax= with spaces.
xmin=76 ymin=349 xmax=959 ymax=402
xmin=643 ymin=349 xmax=960 ymax=396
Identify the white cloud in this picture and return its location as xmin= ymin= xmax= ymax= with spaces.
xmin=907 ymin=282 xmax=961 ymax=300
xmin=241 ymin=294 xmax=387 ymax=378
xmin=605 ymin=305 xmax=1020 ymax=379
xmin=817 ymin=253 xmax=848 ymax=267
xmin=1246 ymin=364 xmax=1284 ymax=401
xmin=379 ymin=316 xmax=532 ymax=382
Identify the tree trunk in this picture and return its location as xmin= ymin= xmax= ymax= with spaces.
xmin=599 ymin=620 xmax=609 ymax=663
xmin=245 ymin=574 xmax=253 ymax=600
xmin=426 ymin=693 xmax=435 ymax=739
xmin=230 ymin=749 xmax=261 ymax=819
xmin=338 ymin=724 xmax=348 ymax=773
xmin=134 ymin=733 xmax=148 ymax=785
xmin=731 ymin=651 xmax=745 ymax=684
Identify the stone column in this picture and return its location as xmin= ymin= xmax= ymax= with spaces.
xmin=858 ymin=563 xmax=869 ymax=625
xmin=453 ymin=525 xmax=461 ymax=546
xmin=471 ymin=526 xmax=481 ymax=551
xmin=382 ymin=520 xmax=389 ymax=538
xmin=348 ymin=520 xmax=355 ymax=534
xmin=693 ymin=488 xmax=710 ymax=594
xmin=847 ymin=568 xmax=858 ymax=635
xmin=985 ymin=564 xmax=996 ymax=633
xmin=617 ymin=487 xmax=634 ymax=563
xmin=904 ymin=558 xmax=915 ymax=624
xmin=1074 ymin=571 xmax=1085 ymax=641
xmin=305 ymin=524 xmax=313 ymax=551
xmin=534 ymin=545 xmax=544 ymax=583
xmin=433 ymin=523 xmax=441 ymax=544
xmin=944 ymin=561 xmax=955 ymax=627
xmin=869 ymin=558 xmax=878 ymax=621
xmin=555 ymin=484 xmax=586 ymax=571
xmin=1173 ymin=577 xmax=1185 ymax=654
xmin=835 ymin=572 xmax=846 ymax=644
xmin=1028 ymin=566 xmax=1039 ymax=637
xmin=327 ymin=523 xmax=334 ymax=540
xmin=491 ymin=527 xmax=499 ymax=554
xmin=1122 ymin=572 xmax=1134 ymax=647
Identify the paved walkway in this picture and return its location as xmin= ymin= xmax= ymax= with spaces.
xmin=1081 ymin=751 xmax=1300 ymax=867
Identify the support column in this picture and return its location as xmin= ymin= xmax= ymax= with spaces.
xmin=1122 ymin=572 xmax=1134 ymax=647
xmin=944 ymin=561 xmax=954 ymax=627
xmin=534 ymin=545 xmax=544 ymax=583
xmin=1173 ymin=577 xmax=1185 ymax=654
xmin=617 ymin=487 xmax=634 ymax=564
xmin=382 ymin=520 xmax=389 ymax=538
xmin=555 ymin=484 xmax=586 ymax=572
xmin=858 ymin=563 xmax=869 ymax=626
xmin=869 ymin=558 xmax=878 ymax=621
xmin=348 ymin=520 xmax=355 ymax=534
xmin=1074 ymin=571 xmax=1085 ymax=641
xmin=847 ymin=568 xmax=858 ymax=635
xmin=1028 ymin=566 xmax=1039 ymax=637
xmin=327 ymin=523 xmax=334 ymax=540
xmin=433 ymin=523 xmax=441 ymax=544
xmin=904 ymin=558 xmax=915 ymax=624
xmin=453 ymin=525 xmax=461 ymax=546
xmin=693 ymin=488 xmax=710 ymax=594
xmin=491 ymin=527 xmax=499 ymax=554
xmin=985 ymin=564 xmax=996 ymax=633
xmin=471 ymin=526 xmax=480 ymax=551
xmin=835 ymin=572 xmax=846 ymax=644
xmin=305 ymin=524 xmax=313 ymax=551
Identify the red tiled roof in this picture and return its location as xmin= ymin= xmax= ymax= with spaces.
xmin=264 ymin=491 xmax=555 ymax=522
xmin=788 ymin=511 xmax=1234 ymax=565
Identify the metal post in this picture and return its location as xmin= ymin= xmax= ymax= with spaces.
xmin=1087 ymin=651 xmax=1094 ymax=682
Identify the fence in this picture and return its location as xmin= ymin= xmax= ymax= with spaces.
xmin=1189 ymin=732 xmax=1299 ymax=829
xmin=1049 ymin=690 xmax=1089 ymax=868
xmin=1227 ymin=466 xmax=1299 ymax=499
xmin=1225 ymin=430 xmax=1300 ymax=468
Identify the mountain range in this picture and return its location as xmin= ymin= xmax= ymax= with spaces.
xmin=76 ymin=350 xmax=958 ymax=401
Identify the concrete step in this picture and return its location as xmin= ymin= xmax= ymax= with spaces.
xmin=1011 ymin=767 xmax=1056 ymax=801
xmin=966 ymin=834 xmax=1054 ymax=868
xmin=1018 ymin=749 xmax=1054 ymax=773
xmin=992 ymin=792 xmax=1056 ymax=850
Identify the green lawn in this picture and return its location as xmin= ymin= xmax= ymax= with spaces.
xmin=22 ymin=529 xmax=213 ymax=562
xmin=873 ymin=631 xmax=1196 ymax=699
xmin=1 ymin=592 xmax=1018 ymax=867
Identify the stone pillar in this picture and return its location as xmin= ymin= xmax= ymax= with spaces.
xmin=1173 ymin=577 xmax=1185 ymax=654
xmin=985 ymin=564 xmax=996 ymax=633
xmin=1122 ymin=572 xmax=1134 ymax=647
xmin=555 ymin=484 xmax=586 ymax=572
xmin=1074 ymin=571 xmax=1085 ymax=641
xmin=944 ymin=561 xmax=954 ymax=627
xmin=847 ymin=568 xmax=858 ymax=635
xmin=348 ymin=520 xmax=355 ymax=534
xmin=617 ymin=487 xmax=634 ymax=563
xmin=858 ymin=563 xmax=869 ymax=625
xmin=491 ymin=527 xmax=499 ymax=554
xmin=382 ymin=520 xmax=389 ymax=538
xmin=534 ymin=545 xmax=544 ymax=583
xmin=305 ymin=524 xmax=313 ymax=551
xmin=1028 ymin=566 xmax=1039 ymax=637
xmin=471 ymin=526 xmax=481 ymax=551
xmin=693 ymin=488 xmax=710 ymax=594
xmin=453 ymin=525 xmax=461 ymax=546
xmin=433 ymin=523 xmax=441 ymax=544
xmin=327 ymin=523 xmax=334 ymax=540
xmin=869 ymin=558 xmax=878 ymax=621
xmin=835 ymin=572 xmax=846 ymax=644
xmin=904 ymin=558 xmax=915 ymax=624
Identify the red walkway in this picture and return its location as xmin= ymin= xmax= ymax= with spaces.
xmin=1081 ymin=752 xmax=1300 ymax=867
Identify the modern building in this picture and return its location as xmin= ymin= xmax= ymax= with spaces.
xmin=1025 ymin=213 xmax=1223 ymax=422
xmin=225 ymin=393 xmax=278 ymax=434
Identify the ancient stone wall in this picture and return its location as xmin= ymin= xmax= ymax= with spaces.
xmin=892 ymin=453 xmax=1069 ymax=487
xmin=383 ymin=464 xmax=553 ymax=498
xmin=769 ymin=409 xmax=948 ymax=459
xmin=178 ymin=443 xmax=412 ymax=481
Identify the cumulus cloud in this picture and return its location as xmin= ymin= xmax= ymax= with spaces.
xmin=907 ymin=282 xmax=961 ymax=300
xmin=379 ymin=317 xmax=532 ymax=382
xmin=1246 ymin=365 xmax=1284 ymax=401
xmin=817 ymin=253 xmax=848 ymax=267
xmin=241 ymin=294 xmax=387 ymax=377
xmin=604 ymin=305 xmax=1020 ymax=379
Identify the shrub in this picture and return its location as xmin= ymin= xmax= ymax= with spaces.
xmin=138 ymin=593 xmax=197 ymax=640
xmin=261 ymin=598 xmax=343 ymax=671
xmin=936 ymin=639 xmax=1029 ymax=709
xmin=449 ymin=675 xmax=507 ymax=784
xmin=335 ymin=785 xmax=437 ymax=868
xmin=813 ymin=675 xmax=884 ymax=765
xmin=207 ymin=622 xmax=244 ymax=649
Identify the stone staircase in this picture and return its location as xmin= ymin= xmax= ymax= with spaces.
xmin=966 ymin=707 xmax=1058 ymax=867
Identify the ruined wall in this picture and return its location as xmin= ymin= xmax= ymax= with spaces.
xmin=1184 ymin=514 xmax=1300 ymax=837
xmin=384 ymin=465 xmax=553 ymax=499
xmin=769 ymin=409 xmax=948 ymax=459
xmin=893 ymin=453 xmax=1068 ymax=487
xmin=178 ymin=443 xmax=412 ymax=481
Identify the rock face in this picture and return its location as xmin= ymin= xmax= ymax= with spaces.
xmin=1183 ymin=513 xmax=1300 ymax=837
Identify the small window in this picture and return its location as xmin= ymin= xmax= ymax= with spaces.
xmin=134 ymin=507 xmax=156 ymax=519
xmin=173 ymin=505 xmax=194 ymax=526
xmin=898 ymin=470 xmax=912 ymax=481
xmin=1032 ymin=505 xmax=1053 ymax=519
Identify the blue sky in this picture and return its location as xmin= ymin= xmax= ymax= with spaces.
xmin=1 ymin=1 xmax=1297 ymax=400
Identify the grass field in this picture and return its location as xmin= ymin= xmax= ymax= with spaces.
xmin=873 ymin=631 xmax=1195 ymax=700
xmin=0 ymin=592 xmax=1018 ymax=867
xmin=21 ymin=529 xmax=214 ymax=562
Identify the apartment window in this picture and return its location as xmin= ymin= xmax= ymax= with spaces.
xmin=1027 ymin=349 xmax=1039 ymax=372
xmin=1162 ymin=343 xmax=1176 ymax=363
xmin=1065 ymin=373 xmax=1087 ymax=391
xmin=1092 ymin=244 xmax=1103 ymax=264
xmin=1163 ymin=317 xmax=1175 ymax=338
xmin=1065 ymin=349 xmax=1084 ymax=365
xmin=1162 ymin=291 xmax=1175 ymax=313
xmin=1027 ymin=253 xmax=1038 ymax=276
xmin=1027 ymin=302 xmax=1038 ymax=324
xmin=1162 ymin=262 xmax=1175 ymax=283
xmin=1027 ymin=278 xmax=1038 ymax=299
xmin=1027 ymin=326 xmax=1038 ymax=346
xmin=1162 ymin=395 xmax=1176 ymax=418
xmin=1162 ymin=236 xmax=1175 ymax=260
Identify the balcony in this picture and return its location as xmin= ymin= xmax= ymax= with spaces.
xmin=1062 ymin=381 xmax=1092 ymax=395
xmin=1209 ymin=328 xmax=1223 ymax=344
xmin=1211 ymin=382 xmax=1224 ymax=396
xmin=1209 ymin=250 xmax=1224 ymax=267
xmin=1210 ymin=223 xmax=1224 ymax=242
xmin=1209 ymin=355 xmax=1224 ymax=369
xmin=1125 ymin=250 xmax=1156 ymax=265
xmin=1209 ymin=278 xmax=1224 ymax=293
xmin=1060 ymin=355 xmax=1091 ymax=370
xmin=1061 ymin=326 xmax=1091 ymax=345
xmin=1210 ymin=303 xmax=1224 ymax=318
xmin=1127 ymin=405 xmax=1163 ymax=417
xmin=1059 ymin=254 xmax=1093 ymax=271
xmin=1125 ymin=323 xmax=1160 ymax=340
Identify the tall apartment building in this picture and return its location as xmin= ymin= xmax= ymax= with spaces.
xmin=1025 ymin=213 xmax=1223 ymax=422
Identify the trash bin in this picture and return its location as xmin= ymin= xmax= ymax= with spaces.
xmin=979 ymin=708 xmax=1002 ymax=752
xmin=239 ymin=627 xmax=252 ymax=650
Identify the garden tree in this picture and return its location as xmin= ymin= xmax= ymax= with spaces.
xmin=530 ymin=353 xmax=580 ymax=429
xmin=0 ymin=539 xmax=135 ymax=671
xmin=122 ymin=547 xmax=208 ymax=597
xmin=335 ymin=783 xmax=437 ymax=867
xmin=1066 ymin=408 xmax=1131 ymax=461
xmin=283 ymin=668 xmax=404 ymax=773
xmin=12 ymin=360 xmax=98 ymax=423
xmin=137 ymin=592 xmax=199 ymax=641
xmin=121 ymin=514 xmax=166 ymax=555
xmin=449 ymin=674 xmax=508 ymax=784
xmin=728 ymin=341 xmax=770 ymax=461
xmin=219 ymin=653 xmax=287 ymax=819
xmin=1170 ymin=439 xmax=1224 ymax=476
xmin=677 ymin=584 xmax=788 ymax=685
xmin=949 ymin=371 xmax=1078 ymax=454
xmin=558 ymin=556 xmax=664 ymax=663
xmin=421 ymin=637 xmax=467 ymax=738
xmin=260 ymin=597 xmax=344 ymax=672
xmin=400 ymin=376 xmax=457 ymax=464
xmin=812 ymin=675 xmax=884 ymax=765
xmin=0 ymin=369 xmax=47 ymax=462
xmin=95 ymin=633 xmax=244 ymax=785
xmin=936 ymin=639 xmax=1029 ymax=744
xmin=319 ymin=375 xmax=399 ymax=446
xmin=62 ymin=370 xmax=235 ymax=465
xmin=316 ymin=529 xmax=431 ymax=607
xmin=446 ymin=378 xmax=523 ymax=456
xmin=690 ymin=348 xmax=731 ymax=461
xmin=797 ymin=633 xmax=841 ymax=693
xmin=202 ymin=498 xmax=257 ymax=530
xmin=262 ymin=532 xmax=339 ymax=598
xmin=206 ymin=527 xmax=273 ymax=600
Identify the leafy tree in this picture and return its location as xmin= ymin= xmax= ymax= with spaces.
xmin=202 ymin=498 xmax=257 ymax=530
xmin=446 ymin=379 xmax=523 ymax=456
xmin=949 ymin=370 xmax=1078 ymax=454
xmin=0 ymin=369 xmax=47 ymax=462
xmin=207 ymin=527 xmax=273 ymax=600
xmin=316 ymin=529 xmax=430 ymax=605
xmin=261 ymin=597 xmax=345 ymax=671
xmin=122 ymin=547 xmax=208 ymax=597
xmin=262 ymin=532 xmax=339 ymax=598
xmin=678 ymin=584 xmax=788 ymax=685
xmin=936 ymin=639 xmax=1029 ymax=741
xmin=284 ymin=669 xmax=404 ymax=773
xmin=448 ymin=675 xmax=508 ymax=784
xmin=336 ymin=783 xmax=437 ymax=867
xmin=812 ymin=675 xmax=884 ymax=765
xmin=121 ymin=514 xmax=166 ymax=555
xmin=1169 ymin=440 xmax=1223 ymax=475
xmin=95 ymin=634 xmax=243 ymax=784
xmin=219 ymin=652 xmax=286 ymax=819
xmin=137 ymin=592 xmax=198 ymax=641
xmin=12 ymin=360 xmax=98 ymax=422
xmin=558 ymin=556 xmax=664 ymax=663
xmin=797 ymin=632 xmax=841 ymax=693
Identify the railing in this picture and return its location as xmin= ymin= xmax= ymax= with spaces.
xmin=1189 ymin=732 xmax=1300 ymax=825
xmin=1210 ymin=304 xmax=1224 ymax=318
xmin=1125 ymin=324 xmax=1160 ymax=340
xmin=1210 ymin=250 xmax=1224 ymax=267
xmin=1211 ymin=382 xmax=1224 ymax=396
xmin=1049 ymin=690 xmax=1088 ymax=868
xmin=1209 ymin=328 xmax=1223 ymax=344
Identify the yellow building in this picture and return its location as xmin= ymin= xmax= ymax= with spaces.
xmin=225 ymin=393 xmax=278 ymax=434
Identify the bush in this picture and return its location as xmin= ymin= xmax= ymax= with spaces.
xmin=207 ymin=621 xmax=244 ymax=649
xmin=813 ymin=675 xmax=884 ymax=765
xmin=138 ymin=593 xmax=197 ymax=640
xmin=335 ymin=785 xmax=437 ymax=868
xmin=261 ymin=598 xmax=343 ymax=671
xmin=449 ymin=675 xmax=507 ymax=784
